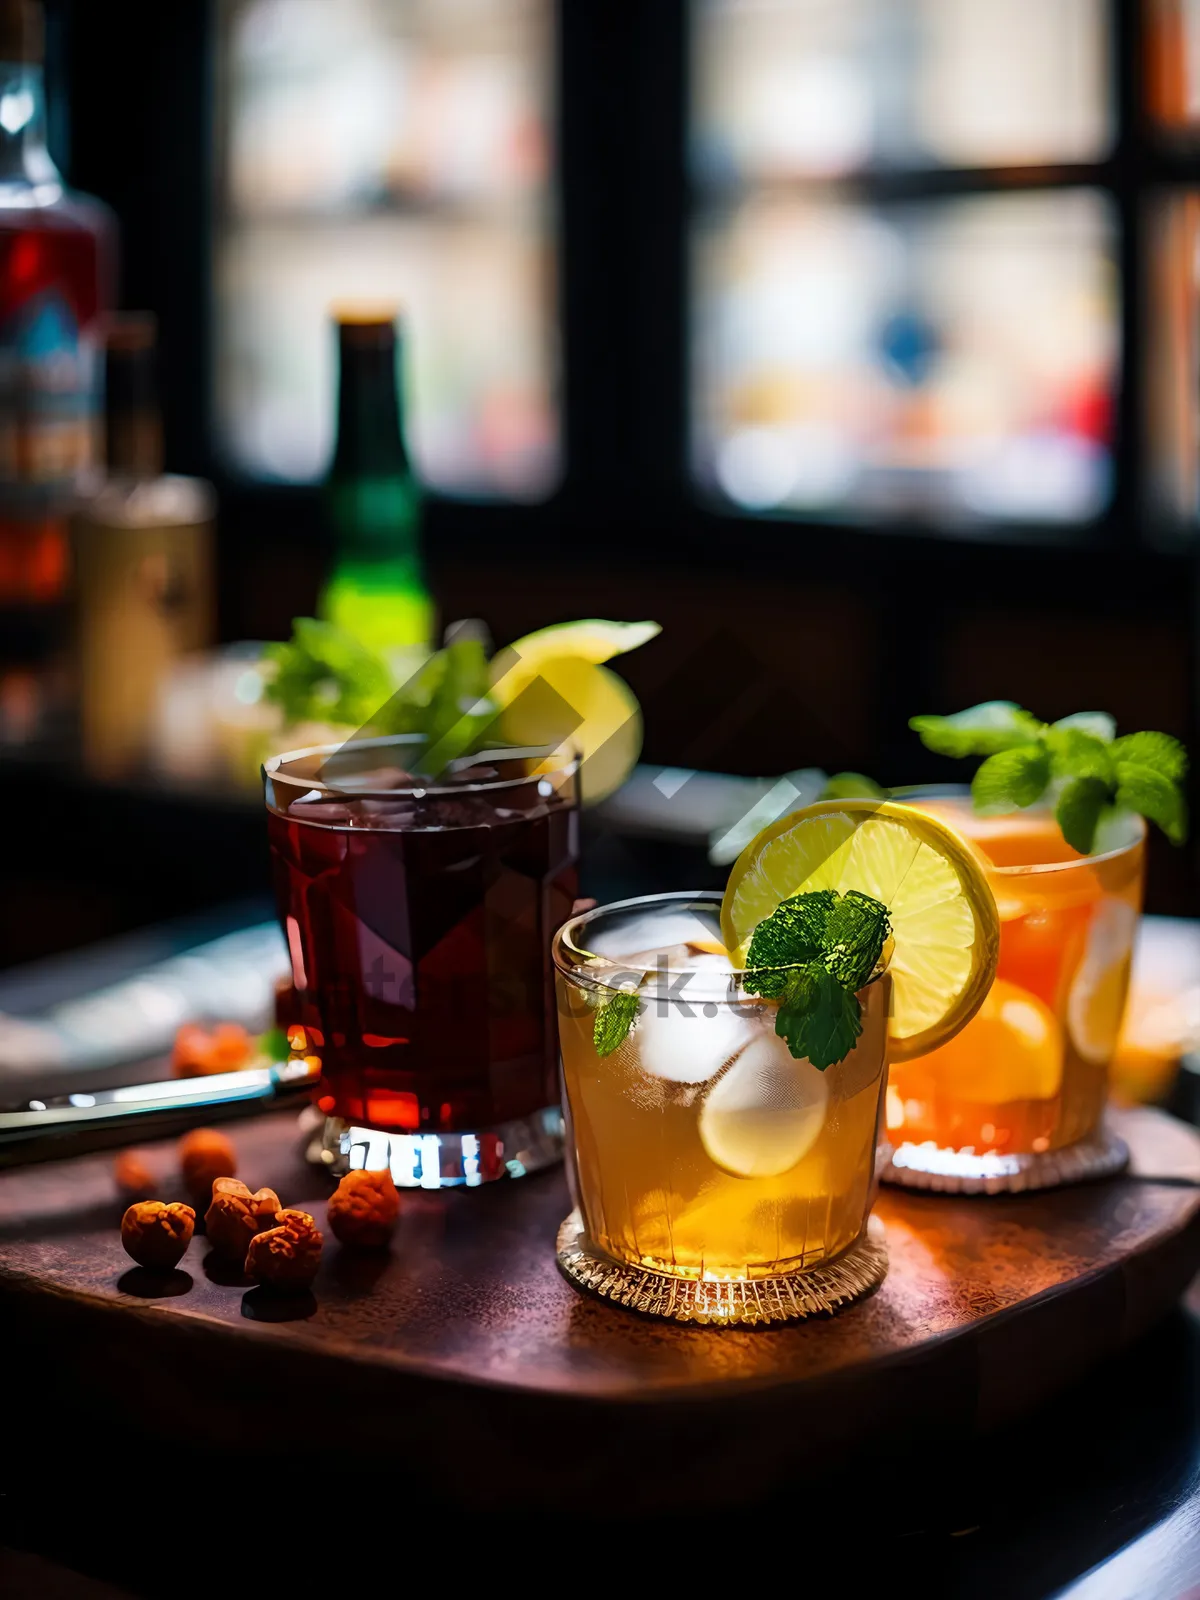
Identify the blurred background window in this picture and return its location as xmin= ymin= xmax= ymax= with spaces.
xmin=214 ymin=0 xmax=557 ymax=499
xmin=1147 ymin=0 xmax=1200 ymax=127
xmin=690 ymin=0 xmax=1122 ymax=527
xmin=1147 ymin=4 xmax=1200 ymax=528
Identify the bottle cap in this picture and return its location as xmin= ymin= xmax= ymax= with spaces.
xmin=0 ymin=0 xmax=43 ymax=63
xmin=332 ymin=305 xmax=402 ymax=349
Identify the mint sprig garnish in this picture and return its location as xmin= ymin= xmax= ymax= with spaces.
xmin=744 ymin=890 xmax=890 ymax=1070
xmin=909 ymin=701 xmax=1048 ymax=758
xmin=263 ymin=618 xmax=395 ymax=730
xmin=911 ymin=702 xmax=1189 ymax=854
xmin=262 ymin=618 xmax=502 ymax=775
xmin=593 ymin=986 xmax=642 ymax=1058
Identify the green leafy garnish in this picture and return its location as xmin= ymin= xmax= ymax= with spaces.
xmin=909 ymin=702 xmax=1047 ymax=758
xmin=262 ymin=617 xmax=503 ymax=777
xmin=910 ymin=702 xmax=1189 ymax=854
xmin=972 ymin=744 xmax=1052 ymax=811
xmin=258 ymin=1026 xmax=290 ymax=1062
xmin=262 ymin=618 xmax=395 ymax=731
xmin=411 ymin=630 xmax=499 ymax=776
xmin=820 ymin=771 xmax=888 ymax=801
xmin=744 ymin=889 xmax=890 ymax=1070
xmin=593 ymin=987 xmax=642 ymax=1058
xmin=743 ymin=888 xmax=837 ymax=996
xmin=773 ymin=965 xmax=863 ymax=1069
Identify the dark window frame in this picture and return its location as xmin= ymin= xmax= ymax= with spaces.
xmin=56 ymin=1 xmax=1196 ymax=587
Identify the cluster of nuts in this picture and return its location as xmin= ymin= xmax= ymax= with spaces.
xmin=205 ymin=1177 xmax=281 ymax=1261
xmin=245 ymin=1209 xmax=325 ymax=1288
xmin=116 ymin=1127 xmax=402 ymax=1289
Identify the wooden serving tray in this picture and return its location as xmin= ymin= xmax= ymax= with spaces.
xmin=3 ymin=1105 xmax=1199 ymax=1512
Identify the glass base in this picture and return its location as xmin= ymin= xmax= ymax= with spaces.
xmin=307 ymin=1105 xmax=565 ymax=1188
xmin=880 ymin=1125 xmax=1130 ymax=1195
xmin=556 ymin=1211 xmax=888 ymax=1326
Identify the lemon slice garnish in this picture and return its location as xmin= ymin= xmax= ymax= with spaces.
xmin=699 ymin=1034 xmax=829 ymax=1178
xmin=490 ymin=620 xmax=659 ymax=805
xmin=494 ymin=619 xmax=660 ymax=672
xmin=721 ymin=799 xmax=999 ymax=1062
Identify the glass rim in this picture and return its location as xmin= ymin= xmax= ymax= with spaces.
xmin=263 ymin=733 xmax=581 ymax=801
xmin=552 ymin=889 xmax=890 ymax=993
xmin=893 ymin=783 xmax=1147 ymax=877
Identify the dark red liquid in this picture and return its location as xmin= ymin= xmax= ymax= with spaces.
xmin=267 ymin=780 xmax=578 ymax=1139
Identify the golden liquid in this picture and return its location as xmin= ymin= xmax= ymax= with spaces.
xmin=559 ymin=975 xmax=889 ymax=1280
xmin=888 ymin=799 xmax=1144 ymax=1155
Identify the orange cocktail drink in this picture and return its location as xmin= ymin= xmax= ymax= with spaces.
xmin=886 ymin=793 xmax=1145 ymax=1172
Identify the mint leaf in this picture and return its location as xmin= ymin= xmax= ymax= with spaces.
xmin=910 ymin=702 xmax=1046 ymax=759
xmin=744 ymin=890 xmax=836 ymax=996
xmin=1044 ymin=726 xmax=1115 ymax=785
xmin=1056 ymin=777 xmax=1110 ymax=854
xmin=971 ymin=744 xmax=1052 ymax=812
xmin=417 ymin=631 xmax=499 ymax=776
xmin=823 ymin=890 xmax=891 ymax=990
xmin=263 ymin=618 xmax=394 ymax=730
xmin=775 ymin=964 xmax=863 ymax=1071
xmin=593 ymin=988 xmax=642 ymax=1058
xmin=1111 ymin=731 xmax=1188 ymax=786
xmin=1051 ymin=712 xmax=1116 ymax=742
xmin=259 ymin=1026 xmax=290 ymax=1062
xmin=911 ymin=699 xmax=1189 ymax=850
xmin=745 ymin=888 xmax=889 ymax=1067
xmin=1114 ymin=764 xmax=1188 ymax=846
xmin=820 ymin=771 xmax=887 ymax=801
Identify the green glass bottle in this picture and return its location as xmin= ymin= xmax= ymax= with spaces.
xmin=319 ymin=312 xmax=434 ymax=657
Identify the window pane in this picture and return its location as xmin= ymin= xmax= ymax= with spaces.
xmin=215 ymin=0 xmax=557 ymax=497
xmin=1145 ymin=193 xmax=1200 ymax=526
xmin=1146 ymin=0 xmax=1200 ymax=129
xmin=692 ymin=190 xmax=1118 ymax=523
xmin=692 ymin=0 xmax=1112 ymax=179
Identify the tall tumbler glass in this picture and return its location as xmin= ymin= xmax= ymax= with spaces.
xmin=265 ymin=735 xmax=579 ymax=1186
xmin=883 ymin=788 xmax=1145 ymax=1192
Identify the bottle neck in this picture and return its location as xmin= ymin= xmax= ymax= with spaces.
xmin=331 ymin=332 xmax=412 ymax=481
xmin=0 ymin=60 xmax=59 ymax=195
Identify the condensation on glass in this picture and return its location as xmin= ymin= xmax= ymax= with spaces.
xmin=214 ymin=0 xmax=557 ymax=498
xmin=689 ymin=0 xmax=1118 ymax=526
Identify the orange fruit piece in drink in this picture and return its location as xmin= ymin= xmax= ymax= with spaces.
xmin=999 ymin=902 xmax=1092 ymax=1012
xmin=909 ymin=977 xmax=1063 ymax=1103
xmin=1067 ymin=898 xmax=1138 ymax=1065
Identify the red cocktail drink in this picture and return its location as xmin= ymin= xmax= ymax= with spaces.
xmin=265 ymin=736 xmax=579 ymax=1185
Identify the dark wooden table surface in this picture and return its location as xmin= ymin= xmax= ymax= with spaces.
xmin=3 ymin=908 xmax=1200 ymax=1597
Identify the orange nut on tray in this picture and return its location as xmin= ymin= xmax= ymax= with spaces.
xmin=205 ymin=1178 xmax=282 ymax=1260
xmin=327 ymin=1168 xmax=401 ymax=1249
xmin=114 ymin=1151 xmax=157 ymax=1201
xmin=179 ymin=1127 xmax=237 ymax=1205
xmin=121 ymin=1201 xmax=196 ymax=1270
xmin=173 ymin=1021 xmax=254 ymax=1078
xmin=245 ymin=1209 xmax=323 ymax=1290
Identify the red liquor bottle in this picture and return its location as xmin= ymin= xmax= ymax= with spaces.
xmin=0 ymin=0 xmax=114 ymax=743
